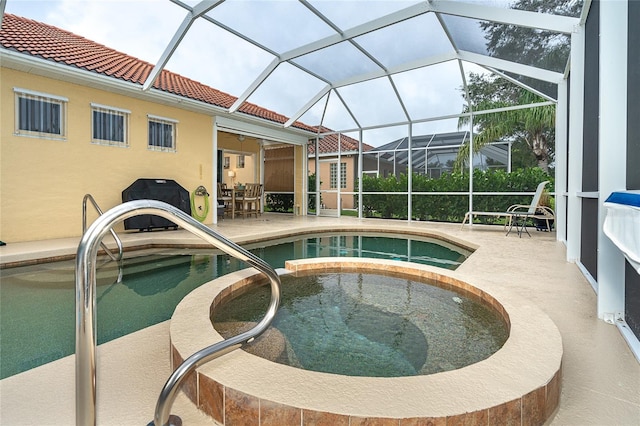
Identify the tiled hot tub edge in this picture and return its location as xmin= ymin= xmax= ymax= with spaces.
xmin=170 ymin=258 xmax=563 ymax=426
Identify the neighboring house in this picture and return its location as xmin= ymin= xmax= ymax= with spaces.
xmin=307 ymin=131 xmax=375 ymax=210
xmin=0 ymin=14 xmax=313 ymax=242
xmin=366 ymin=131 xmax=511 ymax=179
xmin=306 ymin=131 xmax=509 ymax=212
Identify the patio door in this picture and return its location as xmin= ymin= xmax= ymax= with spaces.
xmin=319 ymin=159 xmax=344 ymax=217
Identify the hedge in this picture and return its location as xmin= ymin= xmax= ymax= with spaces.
xmin=265 ymin=169 xmax=554 ymax=224
xmin=361 ymin=168 xmax=554 ymax=223
xmin=265 ymin=173 xmax=318 ymax=213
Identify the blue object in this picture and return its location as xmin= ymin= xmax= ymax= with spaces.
xmin=603 ymin=191 xmax=640 ymax=274
xmin=605 ymin=191 xmax=640 ymax=207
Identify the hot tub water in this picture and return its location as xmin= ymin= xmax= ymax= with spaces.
xmin=212 ymin=271 xmax=508 ymax=377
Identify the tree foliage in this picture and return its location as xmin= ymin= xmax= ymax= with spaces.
xmin=481 ymin=0 xmax=583 ymax=95
xmin=457 ymin=80 xmax=555 ymax=172
xmin=456 ymin=0 xmax=581 ymax=173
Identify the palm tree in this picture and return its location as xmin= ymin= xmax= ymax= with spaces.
xmin=456 ymin=90 xmax=556 ymax=173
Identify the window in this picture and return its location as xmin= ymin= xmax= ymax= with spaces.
xmin=340 ymin=162 xmax=347 ymax=189
xmin=91 ymin=103 xmax=130 ymax=146
xmin=330 ymin=162 xmax=347 ymax=189
xmin=148 ymin=115 xmax=177 ymax=152
xmin=14 ymin=88 xmax=67 ymax=139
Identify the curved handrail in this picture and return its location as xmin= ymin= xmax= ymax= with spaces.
xmin=75 ymin=200 xmax=281 ymax=426
xmin=82 ymin=194 xmax=124 ymax=262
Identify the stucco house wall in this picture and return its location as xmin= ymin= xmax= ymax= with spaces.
xmin=1 ymin=68 xmax=218 ymax=242
xmin=307 ymin=155 xmax=358 ymax=210
xmin=0 ymin=13 xmax=319 ymax=243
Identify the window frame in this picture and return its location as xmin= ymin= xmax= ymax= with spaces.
xmin=147 ymin=114 xmax=178 ymax=152
xmin=14 ymin=88 xmax=68 ymax=140
xmin=91 ymin=103 xmax=130 ymax=147
xmin=330 ymin=162 xmax=347 ymax=189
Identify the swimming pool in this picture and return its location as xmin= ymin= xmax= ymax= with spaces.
xmin=0 ymin=232 xmax=470 ymax=379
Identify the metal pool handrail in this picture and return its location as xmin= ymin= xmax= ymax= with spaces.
xmin=82 ymin=194 xmax=123 ymax=262
xmin=75 ymin=200 xmax=281 ymax=426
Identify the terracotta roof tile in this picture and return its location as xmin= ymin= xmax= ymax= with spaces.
xmin=0 ymin=14 xmax=359 ymax=139
xmin=307 ymin=130 xmax=374 ymax=155
xmin=1 ymin=14 xmax=313 ymax=130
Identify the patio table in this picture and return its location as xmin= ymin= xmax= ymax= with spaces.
xmin=505 ymin=211 xmax=532 ymax=238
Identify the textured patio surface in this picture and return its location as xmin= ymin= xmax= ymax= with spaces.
xmin=1 ymin=214 xmax=638 ymax=425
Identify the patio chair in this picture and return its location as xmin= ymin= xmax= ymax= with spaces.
xmin=235 ymin=183 xmax=262 ymax=219
xmin=506 ymin=181 xmax=555 ymax=232
xmin=217 ymin=183 xmax=232 ymax=218
xmin=461 ymin=181 xmax=552 ymax=234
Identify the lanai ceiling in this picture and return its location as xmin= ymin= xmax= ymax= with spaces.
xmin=142 ymin=0 xmax=582 ymax=140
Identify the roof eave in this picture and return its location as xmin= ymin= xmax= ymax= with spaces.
xmin=0 ymin=48 xmax=316 ymax=138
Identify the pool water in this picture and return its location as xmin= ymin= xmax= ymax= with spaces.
xmin=212 ymin=272 xmax=508 ymax=377
xmin=0 ymin=233 xmax=469 ymax=379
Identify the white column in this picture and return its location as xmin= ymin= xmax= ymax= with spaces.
xmin=468 ymin=115 xmax=474 ymax=221
xmin=315 ymin=137 xmax=320 ymax=216
xmin=555 ymin=79 xmax=568 ymax=243
xmin=597 ymin=0 xmax=627 ymax=320
xmin=358 ymin=129 xmax=363 ymax=219
xmin=407 ymin=123 xmax=413 ymax=222
xmin=337 ymin=133 xmax=342 ymax=215
xmin=302 ymin=141 xmax=308 ymax=216
xmin=566 ymin=25 xmax=585 ymax=262
xmin=212 ymin=119 xmax=219 ymax=225
xmin=259 ymin=140 xmax=265 ymax=214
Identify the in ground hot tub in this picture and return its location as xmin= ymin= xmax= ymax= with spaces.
xmin=170 ymin=258 xmax=563 ymax=425
xmin=212 ymin=270 xmax=509 ymax=377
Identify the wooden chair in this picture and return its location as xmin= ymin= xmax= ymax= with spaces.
xmin=217 ymin=183 xmax=232 ymax=218
xmin=235 ymin=183 xmax=261 ymax=219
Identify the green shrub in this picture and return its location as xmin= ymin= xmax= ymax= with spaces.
xmin=266 ymin=194 xmax=294 ymax=213
xmin=266 ymin=173 xmax=319 ymax=214
xmin=360 ymin=168 xmax=553 ymax=224
xmin=308 ymin=173 xmax=319 ymax=211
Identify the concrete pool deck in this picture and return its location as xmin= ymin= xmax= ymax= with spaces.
xmin=1 ymin=214 xmax=639 ymax=425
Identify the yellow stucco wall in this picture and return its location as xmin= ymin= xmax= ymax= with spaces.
xmin=1 ymin=68 xmax=216 ymax=242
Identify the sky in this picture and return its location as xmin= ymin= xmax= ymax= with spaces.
xmin=3 ymin=0 xmax=509 ymax=147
